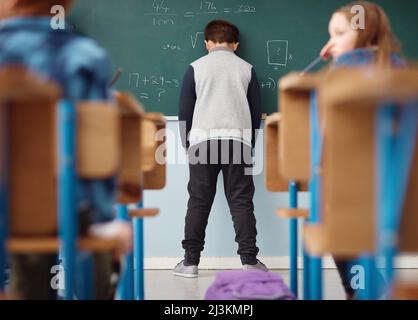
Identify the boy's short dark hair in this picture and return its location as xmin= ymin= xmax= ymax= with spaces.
xmin=204 ymin=20 xmax=239 ymax=44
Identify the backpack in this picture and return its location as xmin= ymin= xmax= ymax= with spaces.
xmin=205 ymin=270 xmax=296 ymax=300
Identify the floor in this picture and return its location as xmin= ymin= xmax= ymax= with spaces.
xmin=144 ymin=268 xmax=418 ymax=300
xmin=4 ymin=267 xmax=417 ymax=300
xmin=145 ymin=269 xmax=346 ymax=300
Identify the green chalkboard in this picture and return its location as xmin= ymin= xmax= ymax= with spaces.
xmin=69 ymin=0 xmax=418 ymax=116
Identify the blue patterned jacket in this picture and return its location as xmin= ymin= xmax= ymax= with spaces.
xmin=0 ymin=17 xmax=115 ymax=223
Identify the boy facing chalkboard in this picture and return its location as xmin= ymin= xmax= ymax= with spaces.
xmin=174 ymin=20 xmax=265 ymax=278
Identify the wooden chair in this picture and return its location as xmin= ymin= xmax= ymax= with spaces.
xmin=277 ymin=72 xmax=319 ymax=224
xmin=265 ymin=113 xmax=288 ymax=193
xmin=303 ymin=68 xmax=418 ymax=299
xmin=0 ymin=67 xmax=120 ymax=299
xmin=131 ymin=111 xmax=166 ymax=300
xmin=113 ymin=92 xmax=166 ymax=300
xmin=265 ymin=112 xmax=308 ymax=297
xmin=265 ymin=74 xmax=311 ymax=295
xmin=264 ymin=72 xmax=321 ymax=298
xmin=115 ymin=92 xmax=147 ymax=204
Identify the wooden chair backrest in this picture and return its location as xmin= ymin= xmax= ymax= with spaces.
xmin=114 ymin=92 xmax=145 ymax=203
xmin=265 ymin=113 xmax=308 ymax=192
xmin=0 ymin=68 xmax=60 ymax=236
xmin=77 ymin=102 xmax=120 ymax=178
xmin=143 ymin=113 xmax=166 ymax=190
xmin=318 ymin=68 xmax=418 ymax=256
xmin=278 ymin=72 xmax=322 ymax=181
xmin=114 ymin=93 xmax=167 ymax=201
xmin=1 ymin=68 xmax=120 ymax=236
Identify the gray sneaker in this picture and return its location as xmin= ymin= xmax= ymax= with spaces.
xmin=173 ymin=260 xmax=198 ymax=278
xmin=242 ymin=260 xmax=268 ymax=272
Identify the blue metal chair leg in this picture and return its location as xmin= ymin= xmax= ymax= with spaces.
xmin=116 ymin=204 xmax=134 ymax=300
xmin=134 ymin=201 xmax=144 ymax=300
xmin=308 ymin=155 xmax=323 ymax=300
xmin=76 ymin=252 xmax=94 ymax=300
xmin=289 ymin=181 xmax=299 ymax=297
xmin=118 ymin=251 xmax=134 ymax=300
xmin=376 ymin=104 xmax=397 ymax=296
xmin=58 ymin=100 xmax=77 ymax=300
xmin=356 ymin=255 xmax=377 ymax=300
xmin=376 ymin=103 xmax=418 ymax=298
xmin=308 ymin=90 xmax=323 ymax=300
xmin=309 ymin=257 xmax=322 ymax=300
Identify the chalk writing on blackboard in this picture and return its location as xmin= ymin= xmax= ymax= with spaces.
xmin=267 ymin=40 xmax=289 ymax=68
xmin=183 ymin=2 xmax=256 ymax=18
xmin=145 ymin=0 xmax=177 ymax=26
xmin=129 ymin=73 xmax=140 ymax=88
xmin=145 ymin=1 xmax=257 ymax=26
xmin=191 ymin=32 xmax=204 ymax=49
xmin=157 ymin=89 xmax=167 ymax=101
xmin=128 ymin=72 xmax=180 ymax=102
xmin=152 ymin=18 xmax=175 ymax=25
xmin=151 ymin=0 xmax=172 ymax=14
xmin=261 ymin=77 xmax=277 ymax=91
xmin=236 ymin=4 xmax=256 ymax=13
xmin=184 ymin=11 xmax=195 ymax=18
xmin=140 ymin=93 xmax=150 ymax=100
xmin=163 ymin=44 xmax=181 ymax=51
xmin=200 ymin=1 xmax=217 ymax=11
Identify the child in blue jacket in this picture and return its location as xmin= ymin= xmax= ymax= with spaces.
xmin=319 ymin=1 xmax=404 ymax=299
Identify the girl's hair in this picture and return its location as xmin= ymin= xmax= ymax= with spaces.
xmin=336 ymin=1 xmax=401 ymax=67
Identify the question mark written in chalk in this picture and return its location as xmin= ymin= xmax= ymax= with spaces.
xmin=157 ymin=89 xmax=166 ymax=101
